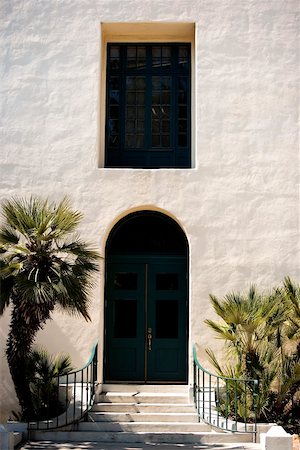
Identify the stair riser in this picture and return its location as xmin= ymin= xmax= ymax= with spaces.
xmin=78 ymin=423 xmax=211 ymax=432
xmin=89 ymin=412 xmax=199 ymax=422
xmin=31 ymin=431 xmax=253 ymax=444
xmin=96 ymin=394 xmax=189 ymax=404
xmin=100 ymin=384 xmax=190 ymax=394
xmin=93 ymin=404 xmax=196 ymax=413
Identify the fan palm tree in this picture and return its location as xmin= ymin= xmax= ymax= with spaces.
xmin=0 ymin=197 xmax=99 ymax=420
xmin=205 ymin=282 xmax=300 ymax=427
xmin=205 ymin=285 xmax=281 ymax=380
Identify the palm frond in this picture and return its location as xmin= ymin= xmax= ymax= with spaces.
xmin=51 ymin=198 xmax=83 ymax=236
xmin=204 ymin=319 xmax=235 ymax=341
xmin=0 ymin=226 xmax=19 ymax=245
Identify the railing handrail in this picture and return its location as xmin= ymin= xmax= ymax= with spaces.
xmin=193 ymin=345 xmax=258 ymax=385
xmin=57 ymin=341 xmax=98 ymax=377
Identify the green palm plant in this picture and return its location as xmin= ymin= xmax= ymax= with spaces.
xmin=205 ymin=281 xmax=300 ymax=430
xmin=0 ymin=197 xmax=99 ymax=420
xmin=205 ymin=286 xmax=280 ymax=380
xmin=27 ymin=348 xmax=73 ymax=420
xmin=282 ymin=276 xmax=300 ymax=344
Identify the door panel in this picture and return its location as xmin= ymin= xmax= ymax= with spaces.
xmin=105 ymin=257 xmax=187 ymax=382
xmin=147 ymin=261 xmax=187 ymax=381
xmin=105 ymin=263 xmax=145 ymax=381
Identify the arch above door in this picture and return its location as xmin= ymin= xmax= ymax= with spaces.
xmin=104 ymin=211 xmax=189 ymax=383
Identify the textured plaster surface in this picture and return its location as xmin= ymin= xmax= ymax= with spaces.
xmin=0 ymin=0 xmax=299 ymax=421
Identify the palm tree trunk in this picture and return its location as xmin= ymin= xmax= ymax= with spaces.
xmin=6 ymin=299 xmax=54 ymax=421
xmin=7 ymin=352 xmax=35 ymax=420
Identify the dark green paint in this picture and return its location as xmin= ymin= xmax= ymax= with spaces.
xmin=104 ymin=255 xmax=188 ymax=382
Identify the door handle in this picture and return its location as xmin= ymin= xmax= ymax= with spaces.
xmin=147 ymin=327 xmax=152 ymax=351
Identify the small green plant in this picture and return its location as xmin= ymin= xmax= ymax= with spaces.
xmin=27 ymin=348 xmax=73 ymax=421
xmin=205 ymin=278 xmax=300 ymax=433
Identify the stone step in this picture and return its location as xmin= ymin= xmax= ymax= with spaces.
xmin=30 ymin=430 xmax=253 ymax=444
xmin=92 ymin=402 xmax=196 ymax=413
xmin=96 ymin=392 xmax=189 ymax=404
xmin=88 ymin=411 xmax=199 ymax=422
xmin=100 ymin=383 xmax=190 ymax=393
xmin=77 ymin=421 xmax=211 ymax=432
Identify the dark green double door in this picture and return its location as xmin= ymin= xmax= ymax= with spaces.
xmin=104 ymin=256 xmax=188 ymax=383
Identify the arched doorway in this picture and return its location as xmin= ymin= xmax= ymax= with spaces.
xmin=104 ymin=211 xmax=189 ymax=383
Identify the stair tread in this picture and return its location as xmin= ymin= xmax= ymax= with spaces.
xmin=95 ymin=402 xmax=193 ymax=405
xmin=104 ymin=392 xmax=187 ymax=396
xmin=87 ymin=421 xmax=204 ymax=425
xmin=92 ymin=411 xmax=197 ymax=415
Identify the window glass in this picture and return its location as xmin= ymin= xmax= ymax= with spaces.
xmin=156 ymin=273 xmax=179 ymax=290
xmin=105 ymin=43 xmax=191 ymax=168
xmin=114 ymin=299 xmax=137 ymax=338
xmin=156 ymin=300 xmax=178 ymax=338
xmin=114 ymin=272 xmax=137 ymax=290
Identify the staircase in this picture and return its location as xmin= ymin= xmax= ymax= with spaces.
xmin=30 ymin=384 xmax=255 ymax=445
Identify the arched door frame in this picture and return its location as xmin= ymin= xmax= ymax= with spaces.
xmin=103 ymin=209 xmax=190 ymax=384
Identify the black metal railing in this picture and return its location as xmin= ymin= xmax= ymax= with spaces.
xmin=29 ymin=342 xmax=98 ymax=431
xmin=193 ymin=345 xmax=258 ymax=441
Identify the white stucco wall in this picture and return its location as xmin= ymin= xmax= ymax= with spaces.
xmin=0 ymin=0 xmax=299 ymax=421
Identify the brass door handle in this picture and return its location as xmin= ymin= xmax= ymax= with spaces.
xmin=147 ymin=327 xmax=152 ymax=351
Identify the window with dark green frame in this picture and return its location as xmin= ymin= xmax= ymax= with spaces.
xmin=105 ymin=43 xmax=191 ymax=168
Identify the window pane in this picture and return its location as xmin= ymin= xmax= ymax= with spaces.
xmin=152 ymin=120 xmax=160 ymax=133
xmin=152 ymin=134 xmax=160 ymax=147
xmin=179 ymin=120 xmax=187 ymax=132
xmin=125 ymin=76 xmax=145 ymax=148
xmin=137 ymin=46 xmax=146 ymax=69
xmin=152 ymin=46 xmax=171 ymax=68
xmin=127 ymin=106 xmax=136 ymax=119
xmin=156 ymin=273 xmax=179 ymax=290
xmin=109 ymin=119 xmax=119 ymax=133
xmin=109 ymin=134 xmax=119 ymax=147
xmin=137 ymin=106 xmax=144 ymax=119
xmin=114 ymin=299 xmax=137 ymax=338
xmin=178 ymin=45 xmax=189 ymax=69
xmin=177 ymin=77 xmax=188 ymax=148
xmin=127 ymin=92 xmax=136 ymax=105
xmin=125 ymin=119 xmax=135 ymax=133
xmin=127 ymin=46 xmax=146 ymax=70
xmin=178 ymin=134 xmax=187 ymax=147
xmin=151 ymin=76 xmax=171 ymax=149
xmin=162 ymin=135 xmax=170 ymax=147
xmin=162 ymin=91 xmax=170 ymax=104
xmin=125 ymin=135 xmax=135 ymax=148
xmin=162 ymin=120 xmax=170 ymax=132
xmin=178 ymin=106 xmax=187 ymax=118
xmin=114 ymin=272 xmax=137 ymax=290
xmin=137 ymin=120 xmax=144 ymax=131
xmin=156 ymin=300 xmax=178 ymax=338
xmin=109 ymin=45 xmax=120 ymax=70
xmin=135 ymin=134 xmax=144 ymax=148
xmin=137 ymin=92 xmax=145 ymax=104
xmin=110 ymin=106 xmax=119 ymax=119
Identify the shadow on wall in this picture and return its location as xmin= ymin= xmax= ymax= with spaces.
xmin=34 ymin=319 xmax=88 ymax=369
